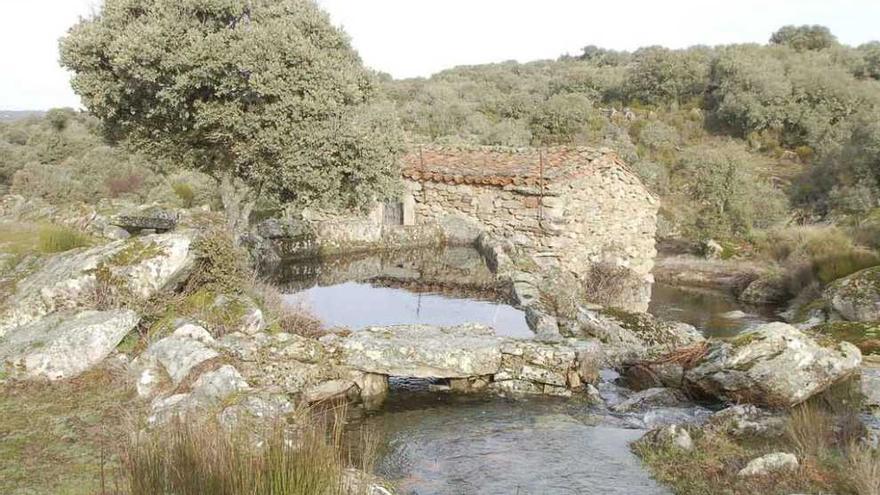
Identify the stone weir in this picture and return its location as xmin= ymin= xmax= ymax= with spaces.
xmin=338 ymin=324 xmax=602 ymax=399
xmin=137 ymin=322 xmax=606 ymax=424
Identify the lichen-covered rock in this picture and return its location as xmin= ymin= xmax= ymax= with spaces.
xmin=825 ymin=266 xmax=880 ymax=322
xmin=132 ymin=323 xmax=220 ymax=399
xmin=340 ymin=324 xmax=504 ymax=378
xmin=576 ymin=307 xmax=704 ymax=361
xmin=0 ymin=231 xmax=194 ymax=336
xmin=112 ymin=206 xmax=179 ymax=232
xmin=524 ymin=307 xmax=562 ymax=342
xmin=737 ymin=452 xmax=798 ymax=477
xmin=338 ymin=324 xmax=598 ymax=396
xmin=685 ymin=322 xmax=861 ymax=407
xmin=708 ymin=405 xmax=786 ymax=438
xmin=739 ymin=274 xmax=790 ymax=305
xmin=210 ymin=294 xmax=265 ymax=335
xmin=810 ymin=321 xmax=880 ymax=359
xmin=863 ymin=366 xmax=880 ymax=409
xmin=0 ymin=309 xmax=139 ymax=380
xmin=218 ymin=393 xmax=295 ymax=428
xmin=638 ymin=424 xmax=694 ymax=452
xmin=220 ymin=331 xmax=346 ymax=395
xmin=148 ymin=365 xmax=249 ymax=425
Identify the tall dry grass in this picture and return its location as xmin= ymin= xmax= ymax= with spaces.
xmin=847 ymin=442 xmax=880 ymax=495
xmin=121 ymin=406 xmax=380 ymax=495
xmin=252 ymin=279 xmax=326 ymax=338
xmin=754 ymin=225 xmax=879 ymax=292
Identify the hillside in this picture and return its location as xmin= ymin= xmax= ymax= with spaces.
xmin=0 ymin=110 xmax=44 ymax=122
xmin=382 ymin=29 xmax=880 ymax=243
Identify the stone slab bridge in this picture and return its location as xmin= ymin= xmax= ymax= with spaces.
xmin=336 ymin=324 xmax=603 ymax=403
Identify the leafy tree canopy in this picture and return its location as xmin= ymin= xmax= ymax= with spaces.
xmin=60 ymin=0 xmax=402 ymax=210
xmin=770 ymin=25 xmax=838 ymax=52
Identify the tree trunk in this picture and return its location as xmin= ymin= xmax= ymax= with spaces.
xmin=219 ymin=174 xmax=255 ymax=245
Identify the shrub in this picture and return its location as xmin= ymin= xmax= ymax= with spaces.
xmin=105 ymin=172 xmax=145 ymax=198
xmin=184 ymin=229 xmax=250 ymax=295
xmin=582 ymin=262 xmax=643 ymax=307
xmin=172 ymin=182 xmax=196 ymax=208
xmin=754 ymin=225 xmax=879 ymax=290
xmin=37 ymin=225 xmax=91 ymax=253
xmin=252 ymin=281 xmax=325 ymax=338
xmin=672 ymin=142 xmax=788 ymax=238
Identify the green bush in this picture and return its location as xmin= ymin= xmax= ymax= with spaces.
xmin=172 ymin=182 xmax=196 ymax=208
xmin=185 ymin=229 xmax=249 ymax=295
xmin=671 ymin=142 xmax=788 ymax=238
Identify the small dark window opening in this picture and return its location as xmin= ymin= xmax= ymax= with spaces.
xmin=383 ymin=201 xmax=404 ymax=225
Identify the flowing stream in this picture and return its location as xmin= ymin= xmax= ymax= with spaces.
xmin=273 ymin=247 xmax=779 ymax=494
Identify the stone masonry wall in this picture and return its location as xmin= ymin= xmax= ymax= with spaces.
xmin=407 ymin=156 xmax=658 ymax=284
xmin=266 ymin=151 xmax=659 ymax=311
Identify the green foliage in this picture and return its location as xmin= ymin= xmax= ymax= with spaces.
xmin=857 ymin=41 xmax=880 ymax=80
xmin=172 ymin=182 xmax=196 ymax=208
xmin=60 ymin=0 xmax=403 ymax=211
xmin=2 ymin=111 xmax=164 ymax=204
xmin=44 ymin=108 xmax=75 ymax=132
xmin=623 ymin=46 xmax=712 ymax=107
xmin=770 ymin=25 xmax=838 ymax=52
xmin=186 ymin=229 xmax=249 ymax=295
xmin=671 ymin=142 xmax=787 ymax=238
xmin=529 ymin=93 xmax=594 ymax=144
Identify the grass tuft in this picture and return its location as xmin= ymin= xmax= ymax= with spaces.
xmin=36 ymin=225 xmax=92 ymax=253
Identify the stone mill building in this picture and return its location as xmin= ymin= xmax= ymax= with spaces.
xmin=393 ymin=145 xmax=659 ymax=288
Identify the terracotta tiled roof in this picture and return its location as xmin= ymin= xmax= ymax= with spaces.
xmin=401 ymin=146 xmax=621 ymax=186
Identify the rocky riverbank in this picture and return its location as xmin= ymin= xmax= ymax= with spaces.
xmin=2 ymin=197 xmax=880 ymax=494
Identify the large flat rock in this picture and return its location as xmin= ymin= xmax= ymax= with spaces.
xmin=685 ymin=322 xmax=861 ymax=407
xmin=0 ymin=309 xmax=139 ymax=380
xmin=0 ymin=231 xmax=194 ymax=336
xmin=340 ymin=324 xmax=505 ymax=378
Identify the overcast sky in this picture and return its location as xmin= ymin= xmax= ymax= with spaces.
xmin=2 ymin=0 xmax=878 ymax=110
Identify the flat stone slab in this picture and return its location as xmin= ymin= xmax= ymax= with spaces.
xmin=112 ymin=209 xmax=178 ymax=232
xmin=340 ymin=324 xmax=505 ymax=378
xmin=0 ymin=309 xmax=139 ymax=380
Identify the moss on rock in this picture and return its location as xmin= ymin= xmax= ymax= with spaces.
xmin=810 ymin=321 xmax=880 ymax=356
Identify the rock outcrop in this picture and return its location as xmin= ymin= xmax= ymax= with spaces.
xmin=132 ymin=324 xmax=221 ymax=399
xmin=685 ymin=322 xmax=861 ymax=407
xmin=0 ymin=309 xmax=139 ymax=380
xmin=739 ymin=274 xmax=790 ymax=305
xmin=825 ymin=266 xmax=880 ymax=322
xmin=0 ymin=231 xmax=194 ymax=336
xmin=575 ymin=307 xmax=704 ymax=362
